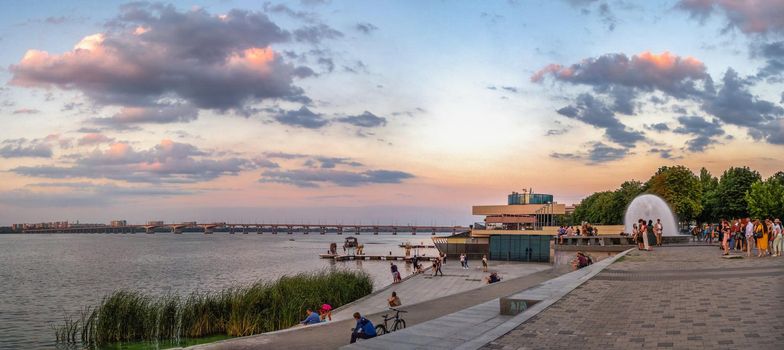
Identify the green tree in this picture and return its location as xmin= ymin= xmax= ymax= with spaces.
xmin=644 ymin=165 xmax=702 ymax=223
xmin=746 ymin=177 xmax=784 ymax=219
xmin=611 ymin=180 xmax=644 ymax=224
xmin=770 ymin=171 xmax=784 ymax=185
xmin=572 ymin=191 xmax=617 ymax=224
xmin=714 ymin=167 xmax=761 ymax=219
xmin=697 ymin=167 xmax=719 ymax=223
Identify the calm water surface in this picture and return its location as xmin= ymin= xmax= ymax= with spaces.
xmin=0 ymin=233 xmax=438 ymax=349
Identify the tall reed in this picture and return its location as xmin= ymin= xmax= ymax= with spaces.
xmin=54 ymin=269 xmax=373 ymax=347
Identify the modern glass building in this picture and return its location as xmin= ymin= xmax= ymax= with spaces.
xmin=508 ymin=190 xmax=554 ymax=205
xmin=473 ymin=189 xmax=565 ymax=234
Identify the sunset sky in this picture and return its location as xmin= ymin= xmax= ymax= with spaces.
xmin=0 ymin=0 xmax=782 ymax=225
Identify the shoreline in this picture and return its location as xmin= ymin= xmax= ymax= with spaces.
xmin=187 ymin=260 xmax=555 ymax=349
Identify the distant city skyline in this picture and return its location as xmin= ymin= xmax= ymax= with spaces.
xmin=1 ymin=0 xmax=782 ymax=225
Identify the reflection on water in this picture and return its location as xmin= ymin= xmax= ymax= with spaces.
xmin=0 ymin=233 xmax=436 ymax=349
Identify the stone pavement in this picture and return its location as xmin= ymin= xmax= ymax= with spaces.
xmin=189 ymin=260 xmax=556 ymax=350
xmin=341 ymin=249 xmax=629 ymax=350
xmin=329 ymin=260 xmax=551 ymax=322
xmin=482 ymin=246 xmax=784 ymax=350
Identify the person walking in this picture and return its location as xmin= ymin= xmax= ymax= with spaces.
xmin=734 ymin=219 xmax=745 ymax=251
xmin=766 ymin=219 xmax=775 ymax=256
xmin=433 ymin=258 xmax=443 ymax=276
xmin=654 ymin=219 xmax=663 ymax=246
xmin=459 ymin=253 xmax=466 ymax=269
xmin=390 ymin=262 xmax=400 ymax=284
xmin=755 ymin=219 xmax=768 ymax=257
xmin=745 ymin=218 xmax=755 ymax=257
xmin=721 ymin=220 xmax=731 ymax=255
xmin=772 ymin=219 xmax=783 ymax=257
xmin=640 ymin=219 xmax=651 ymax=251
xmin=482 ymin=254 xmax=488 ymax=272
xmin=633 ymin=223 xmax=644 ymax=250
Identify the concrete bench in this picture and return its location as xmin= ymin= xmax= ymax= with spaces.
xmin=500 ymin=297 xmax=540 ymax=316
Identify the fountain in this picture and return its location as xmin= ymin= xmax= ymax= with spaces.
xmin=624 ymin=194 xmax=679 ymax=237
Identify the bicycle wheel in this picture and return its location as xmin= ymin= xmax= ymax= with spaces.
xmin=392 ymin=319 xmax=406 ymax=331
xmin=375 ymin=324 xmax=387 ymax=335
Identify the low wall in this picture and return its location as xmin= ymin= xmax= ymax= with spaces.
xmin=471 ymin=225 xmax=625 ymax=237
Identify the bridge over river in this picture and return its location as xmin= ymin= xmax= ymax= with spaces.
xmin=22 ymin=223 xmax=469 ymax=235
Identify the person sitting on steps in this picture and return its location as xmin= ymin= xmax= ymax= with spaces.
xmin=350 ymin=312 xmax=377 ymax=343
xmin=388 ymin=291 xmax=402 ymax=308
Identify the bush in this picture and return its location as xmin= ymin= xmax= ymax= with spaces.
xmin=54 ymin=269 xmax=373 ymax=347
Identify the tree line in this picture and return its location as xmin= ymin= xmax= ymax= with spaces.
xmin=566 ymin=166 xmax=784 ymax=226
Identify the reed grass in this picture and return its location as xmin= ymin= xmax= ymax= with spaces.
xmin=54 ymin=269 xmax=373 ymax=347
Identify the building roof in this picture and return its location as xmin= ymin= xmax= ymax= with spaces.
xmin=472 ymin=203 xmax=566 ymax=215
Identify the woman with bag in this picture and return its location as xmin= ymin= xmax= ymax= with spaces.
xmin=755 ymin=219 xmax=768 ymax=257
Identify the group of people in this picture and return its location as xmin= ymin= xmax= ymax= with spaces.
xmin=632 ymin=218 xmax=664 ymax=250
xmin=301 ymin=290 xmax=404 ymax=343
xmin=571 ymin=251 xmax=594 ymax=269
xmin=300 ymin=303 xmax=333 ymax=325
xmin=692 ymin=217 xmax=784 ymax=257
xmin=555 ymin=222 xmax=600 ymax=244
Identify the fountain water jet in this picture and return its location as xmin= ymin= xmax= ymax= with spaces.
xmin=624 ymin=194 xmax=679 ymax=236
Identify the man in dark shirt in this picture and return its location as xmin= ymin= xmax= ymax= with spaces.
xmin=350 ymin=312 xmax=377 ymax=343
xmin=390 ymin=262 xmax=399 ymax=283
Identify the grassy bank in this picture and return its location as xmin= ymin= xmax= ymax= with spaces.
xmin=54 ymin=269 xmax=373 ymax=348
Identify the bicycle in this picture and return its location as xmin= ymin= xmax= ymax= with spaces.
xmin=374 ymin=308 xmax=406 ymax=335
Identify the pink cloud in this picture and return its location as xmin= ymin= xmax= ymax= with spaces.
xmin=677 ymin=0 xmax=784 ymax=34
xmin=9 ymin=4 xmax=312 ymax=112
xmin=78 ymin=133 xmax=115 ymax=146
xmin=531 ymin=51 xmax=708 ymax=98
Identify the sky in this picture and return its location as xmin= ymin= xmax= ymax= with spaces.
xmin=0 ymin=0 xmax=782 ymax=226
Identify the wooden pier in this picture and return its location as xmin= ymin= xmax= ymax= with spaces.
xmin=319 ymin=254 xmax=435 ymax=262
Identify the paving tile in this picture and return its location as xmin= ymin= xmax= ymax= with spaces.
xmin=480 ymin=247 xmax=783 ymax=350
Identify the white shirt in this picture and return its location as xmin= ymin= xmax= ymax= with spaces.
xmin=745 ymin=222 xmax=754 ymax=237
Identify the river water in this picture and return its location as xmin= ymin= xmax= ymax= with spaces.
xmin=0 ymin=233 xmax=438 ymax=349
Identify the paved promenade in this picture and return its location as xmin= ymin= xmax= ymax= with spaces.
xmin=190 ymin=260 xmax=554 ymax=350
xmin=329 ymin=260 xmax=550 ymax=321
xmin=341 ymin=248 xmax=629 ymax=350
xmin=483 ymin=246 xmax=784 ymax=350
